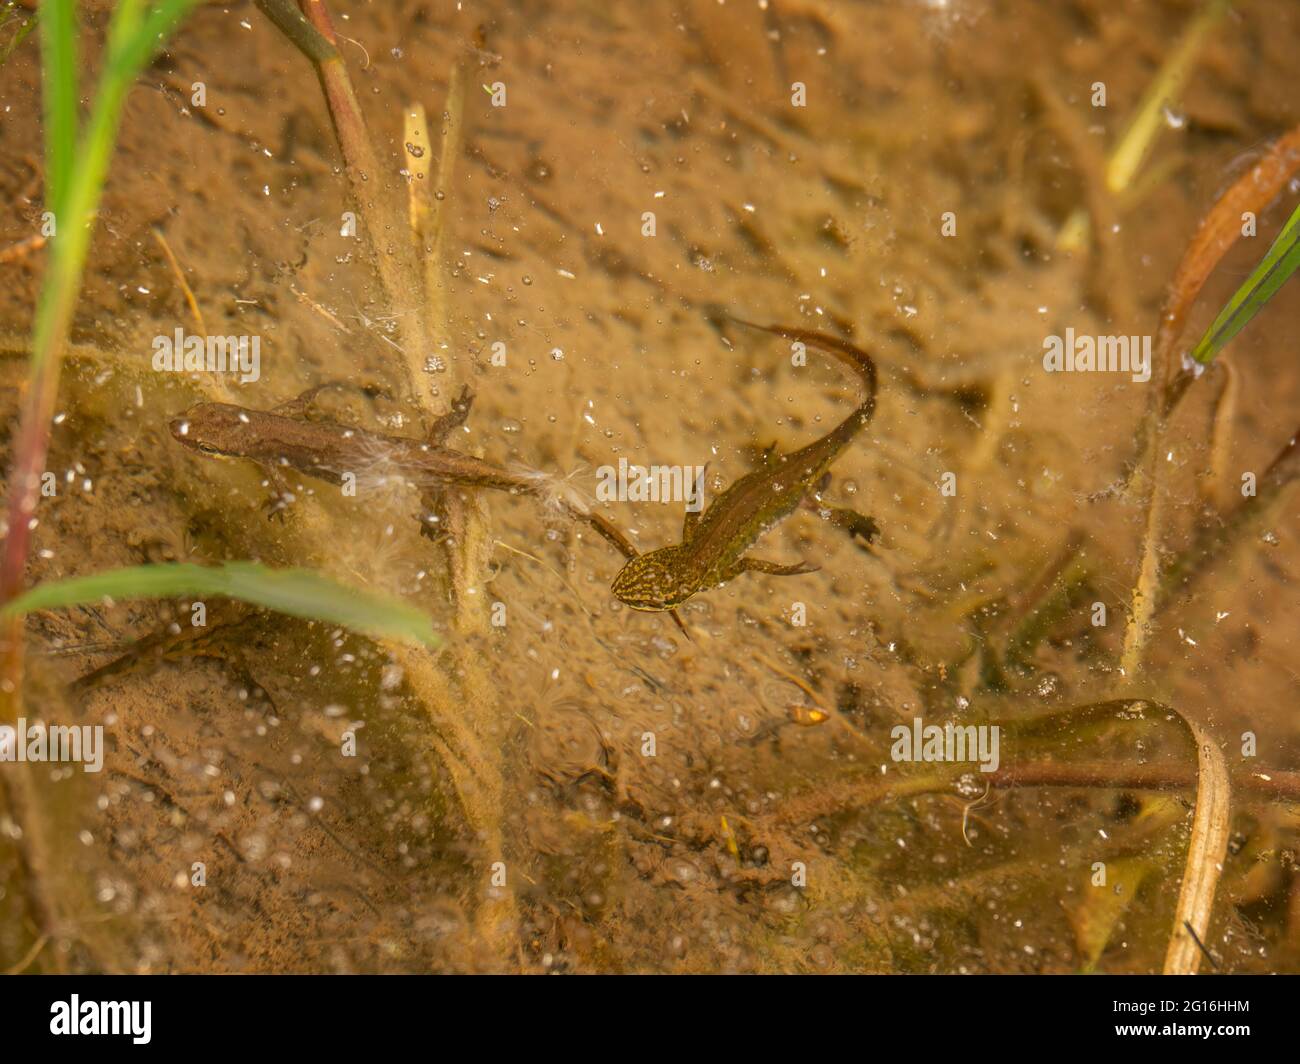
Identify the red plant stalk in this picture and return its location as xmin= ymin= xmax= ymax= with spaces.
xmin=0 ymin=276 xmax=80 ymax=711
xmin=0 ymin=256 xmax=80 ymax=955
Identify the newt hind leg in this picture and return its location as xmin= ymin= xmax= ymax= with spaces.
xmin=802 ymin=475 xmax=880 ymax=550
xmin=818 ymin=506 xmax=880 ymax=547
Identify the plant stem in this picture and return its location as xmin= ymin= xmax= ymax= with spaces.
xmin=254 ymin=0 xmax=435 ymax=416
xmin=1105 ymin=0 xmax=1231 ymax=195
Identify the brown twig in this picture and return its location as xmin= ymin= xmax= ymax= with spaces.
xmin=0 ymin=232 xmax=46 ymax=264
xmin=150 ymin=226 xmax=205 ymax=337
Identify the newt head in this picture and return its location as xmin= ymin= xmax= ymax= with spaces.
xmin=611 ymin=545 xmax=697 ymax=611
xmin=169 ymin=402 xmax=255 ymax=457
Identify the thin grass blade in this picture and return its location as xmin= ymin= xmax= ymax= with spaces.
xmin=0 ymin=562 xmax=438 ymax=647
xmin=38 ymin=0 xmax=76 ymax=214
xmin=1190 ymin=200 xmax=1300 ymax=364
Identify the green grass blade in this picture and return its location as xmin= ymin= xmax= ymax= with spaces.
xmin=38 ymin=0 xmax=77 ymax=214
xmin=1191 ymin=199 xmax=1300 ymax=364
xmin=3 ymin=1 xmax=198 ymax=612
xmin=0 ymin=562 xmax=439 ymax=647
xmin=28 ymin=0 xmax=199 ymax=381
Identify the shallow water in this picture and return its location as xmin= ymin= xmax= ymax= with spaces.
xmin=1 ymin=0 xmax=1298 ymax=973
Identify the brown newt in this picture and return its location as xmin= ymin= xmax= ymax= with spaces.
xmin=168 ymin=390 xmax=641 ymax=562
xmin=609 ymin=321 xmax=879 ymax=611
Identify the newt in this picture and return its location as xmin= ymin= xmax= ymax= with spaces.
xmin=168 ymin=387 xmax=642 ymax=564
xmin=609 ymin=321 xmax=879 ymax=611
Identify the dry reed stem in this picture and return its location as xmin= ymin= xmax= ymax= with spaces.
xmin=1163 ymin=715 xmax=1230 ymax=974
xmin=392 ymin=643 xmax=517 ymax=960
xmin=255 ymin=0 xmax=435 ymax=415
xmin=423 ymin=60 xmax=467 ymax=353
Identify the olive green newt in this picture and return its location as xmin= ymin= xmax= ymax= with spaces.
xmin=609 ymin=321 xmax=879 ymax=611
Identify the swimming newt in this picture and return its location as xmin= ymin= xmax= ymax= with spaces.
xmin=609 ymin=321 xmax=879 ymax=611
xmin=168 ymin=390 xmax=641 ymax=561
